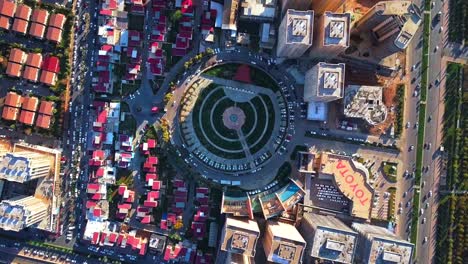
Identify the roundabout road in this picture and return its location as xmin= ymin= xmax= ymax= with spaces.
xmin=163 ymin=49 xmax=297 ymax=190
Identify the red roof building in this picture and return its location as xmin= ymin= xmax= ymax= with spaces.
xmin=36 ymin=114 xmax=52 ymax=129
xmin=29 ymin=22 xmax=46 ymax=39
xmin=38 ymin=100 xmax=54 ymax=115
xmin=0 ymin=0 xmax=16 ymax=18
xmin=41 ymin=56 xmax=60 ymax=73
xmin=0 ymin=15 xmax=10 ymax=30
xmin=14 ymin=4 xmax=31 ymax=20
xmin=30 ymin=9 xmax=48 ymax=25
xmin=18 ymin=110 xmax=35 ymax=125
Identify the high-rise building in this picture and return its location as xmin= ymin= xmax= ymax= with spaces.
xmin=304 ymin=62 xmax=345 ymax=103
xmin=300 ymin=213 xmax=358 ymax=263
xmin=281 ymin=0 xmax=311 ymax=12
xmin=312 ymin=0 xmax=345 ymax=15
xmin=220 ymin=216 xmax=260 ymax=258
xmin=352 ymin=223 xmax=414 ymax=264
xmin=0 ymin=151 xmax=51 ymax=182
xmin=353 ymin=1 xmax=421 ymax=51
xmin=0 ymin=196 xmax=48 ymax=232
xmin=311 ymin=12 xmax=350 ymax=59
xmin=263 ymin=220 xmax=306 ymax=264
xmin=222 ymin=0 xmax=240 ymax=31
xmin=277 ymin=9 xmax=314 ymax=58
xmin=344 ymin=85 xmax=388 ymax=125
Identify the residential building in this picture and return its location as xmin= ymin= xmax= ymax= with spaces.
xmin=352 ymin=223 xmax=414 ymax=264
xmin=277 ymin=9 xmax=314 ymax=58
xmin=353 ymin=1 xmax=422 ymax=51
xmin=221 ymin=193 xmax=254 ymax=219
xmin=0 ymin=151 xmax=51 ymax=182
xmin=344 ymin=85 xmax=388 ymax=125
xmin=311 ymin=12 xmax=350 ymax=59
xmin=4 ymin=91 xmax=21 ymax=107
xmin=2 ymin=106 xmax=19 ymax=121
xmin=220 ymin=216 xmax=260 ymax=258
xmin=0 ymin=0 xmax=16 ymax=30
xmin=311 ymin=0 xmax=345 ymax=15
xmin=263 ymin=220 xmax=306 ymax=264
xmin=29 ymin=8 xmax=48 ymax=39
xmin=12 ymin=4 xmax=31 ymax=35
xmin=6 ymin=48 xmax=26 ymax=77
xmin=23 ymin=52 xmax=43 ymax=82
xmin=300 ymin=213 xmax=357 ymax=263
xmin=304 ymin=62 xmax=345 ymax=102
xmin=0 ymin=196 xmax=48 ymax=232
xmin=239 ymin=0 xmax=277 ymax=22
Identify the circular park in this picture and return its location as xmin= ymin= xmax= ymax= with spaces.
xmin=177 ymin=63 xmax=289 ymax=174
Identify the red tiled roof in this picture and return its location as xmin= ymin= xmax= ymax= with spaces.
xmin=4 ymin=92 xmax=21 ymax=107
xmin=38 ymin=100 xmax=54 ymax=115
xmin=14 ymin=4 xmax=31 ymax=20
xmin=2 ymin=106 xmax=19 ymax=121
xmin=12 ymin=18 xmax=28 ymax=34
xmin=152 ymin=180 xmax=161 ymax=190
xmin=21 ymin=96 xmax=38 ymax=111
xmin=46 ymin=26 xmax=63 ymax=43
xmin=18 ymin=110 xmax=35 ymax=125
xmin=92 ymin=232 xmax=100 ymax=244
xmin=36 ymin=114 xmax=51 ymax=129
xmin=0 ymin=15 xmax=10 ymax=30
xmin=118 ymin=185 xmax=127 ymax=195
xmin=48 ymin=13 xmax=66 ymax=29
xmin=39 ymin=70 xmax=57 ymax=86
xmin=0 ymin=0 xmax=16 ymax=18
xmin=28 ymin=22 xmax=45 ymax=38
xmin=6 ymin=62 xmax=22 ymax=77
xmin=86 ymin=200 xmax=97 ymax=208
xmin=26 ymin=52 xmax=42 ymax=67
xmin=9 ymin=48 xmax=25 ymax=63
xmin=31 ymin=9 xmax=48 ymax=25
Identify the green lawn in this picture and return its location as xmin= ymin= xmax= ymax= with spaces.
xmin=382 ymin=162 xmax=398 ymax=183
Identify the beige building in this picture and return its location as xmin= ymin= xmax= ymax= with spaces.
xmin=0 ymin=151 xmax=51 ymax=182
xmin=312 ymin=0 xmax=345 ymax=15
xmin=263 ymin=220 xmax=306 ymax=264
xmin=280 ymin=0 xmax=311 ymax=12
xmin=239 ymin=0 xmax=277 ymax=21
xmin=300 ymin=213 xmax=357 ymax=263
xmin=304 ymin=62 xmax=345 ymax=103
xmin=352 ymin=223 xmax=414 ymax=264
xmin=277 ymin=9 xmax=314 ymax=58
xmin=0 ymin=196 xmax=48 ymax=232
xmin=353 ymin=1 xmax=422 ymax=51
xmin=344 ymin=85 xmax=388 ymax=125
xmin=311 ymin=12 xmax=350 ymax=59
xmin=220 ymin=216 xmax=260 ymax=258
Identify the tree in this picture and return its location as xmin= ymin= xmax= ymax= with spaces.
xmin=164 ymin=92 xmax=173 ymax=104
xmin=171 ymin=10 xmax=183 ymax=23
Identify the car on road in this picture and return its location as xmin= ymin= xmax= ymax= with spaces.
xmin=423 ymin=236 xmax=428 ymax=243
xmin=406 ymin=122 xmax=410 ymax=128
xmin=409 ymin=145 xmax=414 ymax=151
xmin=422 ymin=217 xmax=426 ymax=224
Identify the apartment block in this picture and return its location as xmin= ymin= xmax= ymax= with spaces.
xmin=311 ymin=11 xmax=350 ymax=59
xmin=263 ymin=220 xmax=306 ymax=264
xmin=304 ymin=62 xmax=345 ymax=103
xmin=220 ymin=216 xmax=260 ymax=258
xmin=0 ymin=151 xmax=51 ymax=182
xmin=277 ymin=9 xmax=314 ymax=58
xmin=0 ymin=196 xmax=48 ymax=231
xmin=352 ymin=223 xmax=414 ymax=264
xmin=300 ymin=213 xmax=357 ymax=263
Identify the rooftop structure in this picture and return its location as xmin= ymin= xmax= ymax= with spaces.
xmin=220 ymin=216 xmax=260 ymax=258
xmin=221 ymin=0 xmax=239 ymax=31
xmin=0 ymin=0 xmax=16 ymax=18
xmin=4 ymin=91 xmax=21 ymax=107
xmin=317 ymin=152 xmax=374 ymax=219
xmin=277 ymin=9 xmax=314 ymax=58
xmin=263 ymin=220 xmax=306 ymax=264
xmin=14 ymin=4 xmax=31 ymax=20
xmin=0 ymin=196 xmax=48 ymax=232
xmin=353 ymin=1 xmax=422 ymax=50
xmin=311 ymin=12 xmax=350 ymax=59
xmin=29 ymin=22 xmax=46 ymax=39
xmin=221 ymin=193 xmax=254 ymax=219
xmin=298 ymin=151 xmax=316 ymax=173
xmin=304 ymin=62 xmax=345 ymax=103
xmin=300 ymin=213 xmax=357 ymax=263
xmin=239 ymin=0 xmax=276 ymax=21
xmin=344 ymin=85 xmax=388 ymax=125
xmin=8 ymin=48 xmax=26 ymax=64
xmin=0 ymin=151 xmax=51 ymax=182
xmin=352 ymin=223 xmax=414 ymax=264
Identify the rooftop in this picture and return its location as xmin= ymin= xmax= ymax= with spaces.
xmin=0 ymin=0 xmax=16 ymax=18
xmin=310 ymin=62 xmax=345 ymax=99
xmin=286 ymin=9 xmax=314 ymax=45
xmin=318 ymin=152 xmax=373 ymax=219
xmin=264 ymin=220 xmax=306 ymax=264
xmin=352 ymin=223 xmax=414 ymax=264
xmin=14 ymin=4 xmax=31 ymax=20
xmin=30 ymin=9 xmax=48 ymax=25
xmin=344 ymin=85 xmax=388 ymax=125
xmin=303 ymin=214 xmax=357 ymax=263
xmin=221 ymin=193 xmax=254 ymax=219
xmin=240 ymin=0 xmax=276 ymax=19
xmin=323 ymin=12 xmax=350 ymax=47
xmin=9 ymin=48 xmax=26 ymax=64
xmin=221 ymin=216 xmax=260 ymax=257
